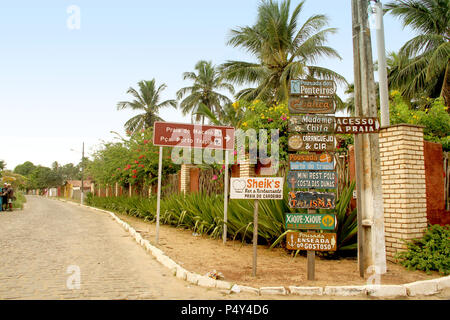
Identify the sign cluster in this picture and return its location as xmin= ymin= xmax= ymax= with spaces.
xmin=287 ymin=79 xmax=338 ymax=252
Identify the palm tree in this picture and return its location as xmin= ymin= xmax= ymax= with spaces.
xmin=117 ymin=79 xmax=176 ymax=134
xmin=385 ymin=0 xmax=450 ymax=106
xmin=176 ymin=60 xmax=235 ymax=124
xmin=193 ymin=103 xmax=244 ymax=128
xmin=220 ymin=0 xmax=347 ymax=103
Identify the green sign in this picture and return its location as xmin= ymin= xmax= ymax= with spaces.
xmin=285 ymin=213 xmax=336 ymax=230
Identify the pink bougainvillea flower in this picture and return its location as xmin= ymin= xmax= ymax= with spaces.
xmin=143 ymin=140 xmax=149 ymax=144
xmin=222 ymin=164 xmax=226 ymax=169
xmin=127 ymin=164 xmax=131 ymax=169
xmin=132 ymin=169 xmax=137 ymax=174
xmin=267 ymin=118 xmax=273 ymax=123
xmin=138 ymin=154 xmax=145 ymax=159
xmin=212 ymin=175 xmax=218 ymax=181
xmin=117 ymin=168 xmax=121 ymax=171
xmin=134 ymin=160 xmax=139 ymax=164
xmin=233 ymin=150 xmax=237 ymax=155
xmin=132 ymin=175 xmax=137 ymax=179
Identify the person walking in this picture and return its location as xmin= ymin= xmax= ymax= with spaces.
xmin=1 ymin=183 xmax=7 ymax=211
xmin=0 ymin=184 xmax=3 ymax=212
xmin=6 ymin=184 xmax=14 ymax=211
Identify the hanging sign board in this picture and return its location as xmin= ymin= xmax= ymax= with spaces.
xmin=289 ymin=153 xmax=335 ymax=171
xmin=288 ymin=191 xmax=336 ymax=209
xmin=153 ymin=121 xmax=235 ymax=150
xmin=286 ymin=232 xmax=337 ymax=251
xmin=230 ymin=177 xmax=284 ymax=200
xmin=288 ymin=115 xmax=335 ymax=133
xmin=287 ymin=171 xmax=337 ymax=189
xmin=288 ymin=97 xmax=336 ymax=114
xmin=288 ymin=134 xmax=335 ymax=152
xmin=285 ymin=213 xmax=337 ymax=230
xmin=290 ymin=79 xmax=336 ymax=96
xmin=335 ymin=117 xmax=380 ymax=134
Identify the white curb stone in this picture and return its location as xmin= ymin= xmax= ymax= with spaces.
xmin=176 ymin=267 xmax=188 ymax=281
xmin=260 ymin=286 xmax=287 ymax=295
xmin=366 ymin=285 xmax=407 ymax=297
xmin=73 ymin=201 xmax=448 ymax=298
xmin=404 ymin=280 xmax=439 ymax=296
xmin=186 ymin=272 xmax=201 ymax=285
xmin=215 ymin=280 xmax=232 ymax=290
xmin=197 ymin=276 xmax=217 ymax=288
xmin=435 ymin=275 xmax=450 ymax=291
xmin=237 ymin=285 xmax=260 ymax=295
xmin=323 ymin=285 xmax=366 ymax=296
xmin=289 ymin=286 xmax=323 ymax=296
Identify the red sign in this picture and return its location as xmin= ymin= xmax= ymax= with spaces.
xmin=153 ymin=122 xmax=235 ymax=150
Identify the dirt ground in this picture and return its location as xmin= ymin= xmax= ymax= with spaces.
xmin=116 ymin=213 xmax=443 ymax=288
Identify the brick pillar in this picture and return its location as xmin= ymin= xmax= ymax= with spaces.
xmin=379 ymin=124 xmax=428 ymax=261
xmin=239 ymin=159 xmax=255 ymax=177
xmin=180 ymin=164 xmax=195 ymax=194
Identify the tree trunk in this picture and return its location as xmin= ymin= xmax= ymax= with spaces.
xmin=441 ymin=60 xmax=450 ymax=108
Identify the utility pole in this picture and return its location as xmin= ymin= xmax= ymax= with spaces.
xmin=371 ymin=0 xmax=390 ymax=126
xmin=81 ymin=142 xmax=85 ymax=205
xmin=351 ymin=0 xmax=387 ymax=276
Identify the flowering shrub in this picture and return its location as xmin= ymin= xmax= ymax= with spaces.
xmin=390 ymin=92 xmax=450 ymax=151
xmin=236 ymin=99 xmax=289 ymax=163
xmin=87 ymin=128 xmax=179 ymax=188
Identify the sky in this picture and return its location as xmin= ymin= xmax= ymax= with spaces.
xmin=0 ymin=0 xmax=415 ymax=170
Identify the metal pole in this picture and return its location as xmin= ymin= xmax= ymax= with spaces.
xmin=81 ymin=142 xmax=84 ymax=206
xmin=223 ymin=151 xmax=229 ymax=244
xmin=374 ymin=0 xmax=390 ymax=126
xmin=156 ymin=146 xmax=163 ymax=244
xmin=252 ymin=199 xmax=259 ymax=277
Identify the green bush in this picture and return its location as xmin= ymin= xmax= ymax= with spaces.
xmin=395 ymin=224 xmax=450 ymax=275
xmin=85 ymin=182 xmax=358 ymax=256
xmin=12 ymin=191 xmax=26 ymax=209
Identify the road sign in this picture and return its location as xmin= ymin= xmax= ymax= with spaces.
xmin=286 ymin=232 xmax=337 ymax=251
xmin=288 ymin=115 xmax=335 ymax=133
xmin=153 ymin=121 xmax=235 ymax=150
xmin=288 ymin=134 xmax=335 ymax=152
xmin=290 ymin=79 xmax=336 ymax=96
xmin=288 ymin=97 xmax=336 ymax=114
xmin=288 ymin=191 xmax=336 ymax=209
xmin=230 ymin=177 xmax=284 ymax=200
xmin=285 ymin=213 xmax=337 ymax=230
xmin=335 ymin=117 xmax=380 ymax=134
xmin=289 ymin=153 xmax=335 ymax=171
xmin=287 ymin=170 xmax=337 ymax=189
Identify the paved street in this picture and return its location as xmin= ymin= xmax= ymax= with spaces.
xmin=0 ymin=196 xmax=238 ymax=300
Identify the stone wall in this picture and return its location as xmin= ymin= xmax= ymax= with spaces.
xmin=379 ymin=124 xmax=428 ymax=261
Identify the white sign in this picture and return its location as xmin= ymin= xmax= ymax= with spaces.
xmin=230 ymin=177 xmax=284 ymax=200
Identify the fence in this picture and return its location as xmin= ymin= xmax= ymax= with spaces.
xmin=445 ymin=152 xmax=450 ymax=211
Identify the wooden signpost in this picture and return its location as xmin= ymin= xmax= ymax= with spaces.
xmin=288 ymin=134 xmax=336 ymax=152
xmin=285 ymin=213 xmax=337 ymax=230
xmin=288 ymin=115 xmax=335 ymax=133
xmin=153 ymin=121 xmax=235 ymax=245
xmin=286 ymin=232 xmax=337 ymax=251
xmin=288 ymin=191 xmax=336 ymax=209
xmin=335 ymin=117 xmax=380 ymax=134
xmin=288 ymin=78 xmax=339 ymax=281
xmin=230 ymin=177 xmax=284 ymax=277
xmin=289 ymin=153 xmax=335 ymax=171
xmin=287 ymin=171 xmax=337 ymax=189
